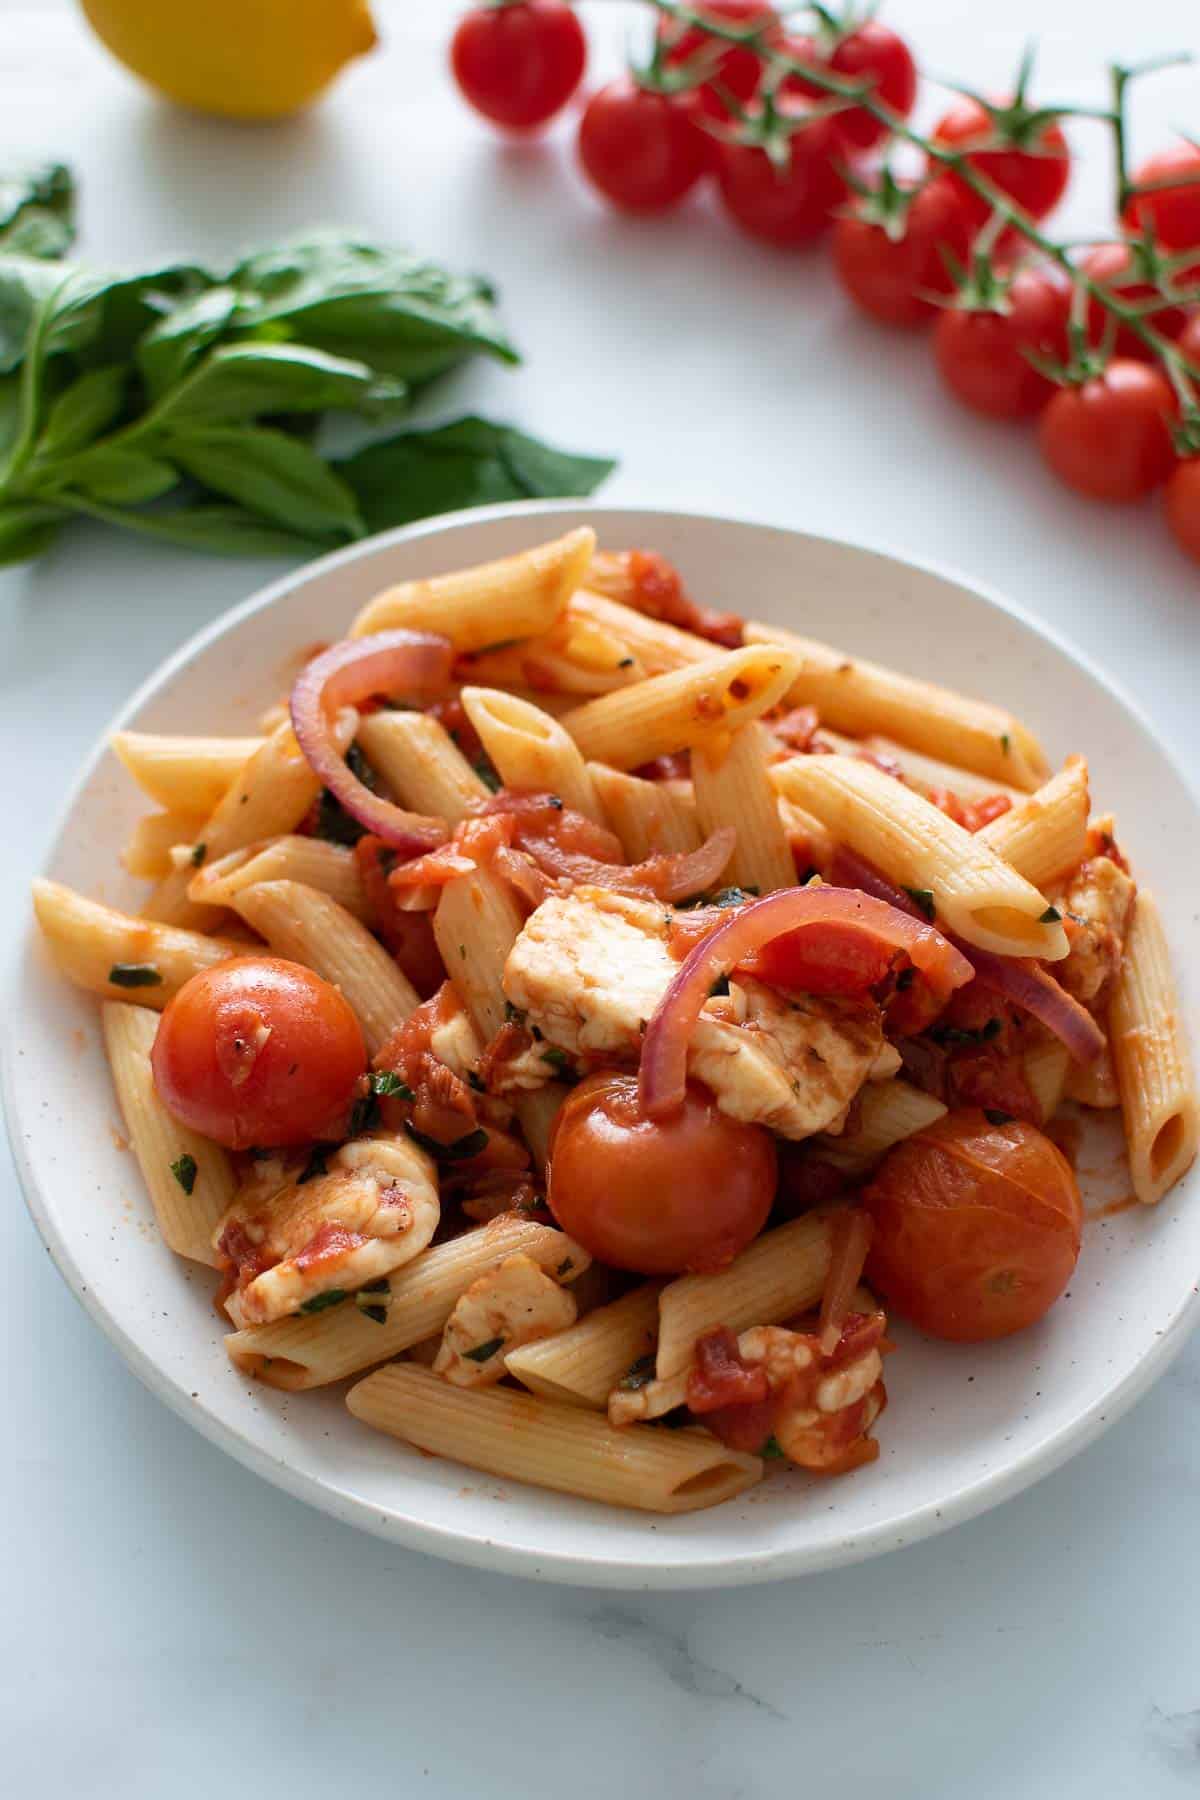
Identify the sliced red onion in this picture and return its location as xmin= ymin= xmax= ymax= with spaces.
xmin=830 ymin=846 xmax=922 ymax=918
xmin=525 ymin=826 xmax=737 ymax=903
xmin=963 ymin=945 xmax=1104 ymax=1065
xmin=639 ymin=887 xmax=974 ymax=1118
xmin=290 ymin=632 xmax=454 ymax=853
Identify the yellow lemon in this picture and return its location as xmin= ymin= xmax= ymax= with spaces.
xmin=80 ymin=0 xmax=378 ymax=121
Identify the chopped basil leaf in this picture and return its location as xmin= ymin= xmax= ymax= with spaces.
xmin=620 ymin=1353 xmax=656 ymax=1392
xmin=463 ymin=1335 xmax=505 ymax=1363
xmin=556 ymin=1257 xmax=574 ymax=1276
xmin=903 ymin=887 xmax=936 ymax=922
xmin=984 ymin=1109 xmax=1015 ymax=1126
xmin=315 ymin=744 xmax=377 ymax=845
xmin=360 ymin=1277 xmax=390 ymax=1294
xmin=476 ymin=638 xmax=519 ymax=655
xmin=708 ymin=974 xmax=731 ymax=998
xmin=932 ymin=1016 xmax=1003 ymax=1048
xmin=349 ymin=1093 xmax=379 ymax=1137
xmin=1039 ymin=905 xmax=1061 ymax=923
xmin=300 ymin=1288 xmax=346 ymax=1314
xmin=403 ymin=1122 xmax=489 ymax=1161
xmin=357 ymin=1303 xmax=387 ymax=1324
xmin=896 ymin=966 xmax=915 ymax=991
xmin=1000 ymin=733 xmax=1011 ymax=755
xmin=761 ymin=1434 xmax=786 ymax=1460
xmin=472 ymin=755 xmax=501 ymax=793
xmin=540 ymin=1045 xmax=569 ymax=1071
xmin=372 ymin=1071 xmax=412 ymax=1100
xmin=297 ymin=1148 xmax=328 ymax=1184
xmin=108 ymin=962 xmax=162 ymax=988
xmin=170 ymin=1153 xmax=197 ymax=1194
xmin=190 ymin=841 xmax=207 ymax=867
xmin=467 ymin=1069 xmax=486 ymax=1093
xmin=617 ymin=656 xmax=635 ymax=669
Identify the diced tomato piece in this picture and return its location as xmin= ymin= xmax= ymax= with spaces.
xmin=687 ymin=1326 xmax=770 ymax=1412
xmin=741 ymin=920 xmax=898 ymax=996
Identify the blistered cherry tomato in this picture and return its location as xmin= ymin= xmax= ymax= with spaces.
xmin=833 ymin=177 xmax=976 ymax=328
xmin=547 ymin=1072 xmax=776 ymax=1274
xmin=578 ymin=78 xmax=708 ymax=213
xmin=863 ymin=1110 xmax=1082 ymax=1340
xmin=932 ymin=95 xmax=1070 ymax=224
xmin=152 ymin=956 xmax=367 ymax=1149
xmin=450 ymin=1 xmax=586 ymax=133
xmin=934 ymin=268 xmax=1071 ymax=419
xmin=716 ymin=106 xmax=846 ymax=246
xmin=1122 ymin=143 xmax=1200 ymax=252
xmin=1038 ymin=359 xmax=1177 ymax=501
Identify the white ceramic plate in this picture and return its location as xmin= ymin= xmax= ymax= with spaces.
xmin=7 ymin=502 xmax=1200 ymax=1589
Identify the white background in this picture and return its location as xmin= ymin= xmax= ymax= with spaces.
xmin=3 ymin=2 xmax=1199 ymax=1794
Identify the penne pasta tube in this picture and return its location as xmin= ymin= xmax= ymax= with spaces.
xmin=350 ymin=526 xmax=596 ymax=645
xmin=977 ymin=757 xmax=1090 ymax=889
xmin=505 ymin=1282 xmax=662 ymax=1408
xmin=33 ymin=879 xmax=243 ymax=1007
xmin=356 ymin=709 xmax=490 ymax=824
xmin=230 ymin=880 xmax=418 ymax=1056
xmin=513 ymin=1083 xmax=569 ymax=1173
xmin=102 ymin=1002 xmax=234 ymax=1265
xmin=225 ymin=1218 xmax=589 ymax=1389
xmin=588 ymin=762 xmax=702 ymax=859
xmin=816 ymin=732 xmax=1025 ymax=805
xmin=461 ymin=686 xmax=603 ymax=822
xmin=812 ymin=1080 xmax=948 ymax=1174
xmin=657 ymin=1213 xmax=834 ymax=1379
xmin=745 ymin=621 xmax=1050 ymax=790
xmin=121 ymin=810 xmax=208 ymax=881
xmin=346 ymin=1364 xmax=761 ymax=1514
xmin=189 ymin=836 xmax=370 ymax=921
xmin=1023 ymin=1037 xmax=1072 ymax=1125
xmin=560 ymin=644 xmax=801 ymax=771
xmin=692 ymin=723 xmax=795 ymax=893
xmin=141 ymin=711 xmax=355 ymax=931
xmin=433 ymin=865 xmax=525 ymax=1042
xmin=566 ymin=588 xmax=717 ymax=675
xmin=772 ymin=753 xmax=1069 ymax=961
xmin=110 ymin=731 xmax=264 ymax=815
xmin=1110 ymin=891 xmax=1199 ymax=1204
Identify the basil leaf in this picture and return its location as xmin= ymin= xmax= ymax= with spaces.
xmin=137 ymin=286 xmax=237 ymax=400
xmin=167 ymin=425 xmax=365 ymax=540
xmin=0 ymin=499 xmax=64 ymax=566
xmin=170 ymin=1153 xmax=197 ymax=1195
xmin=36 ymin=363 xmax=127 ymax=458
xmin=903 ymin=886 xmax=937 ymax=922
xmin=62 ymin=498 xmax=320 ymax=558
xmin=462 ymin=1335 xmax=505 ymax=1363
xmin=0 ymin=162 xmax=74 ymax=257
xmin=150 ymin=341 xmax=378 ymax=426
xmin=108 ymin=962 xmax=162 ymax=988
xmin=403 ymin=1122 xmax=489 ymax=1162
xmin=55 ymin=445 xmax=178 ymax=505
xmin=299 ymin=1288 xmax=346 ymax=1314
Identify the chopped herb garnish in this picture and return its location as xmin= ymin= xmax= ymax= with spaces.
xmin=476 ymin=638 xmax=519 ymax=655
xmin=761 ymin=1435 xmax=786 ymax=1460
xmin=1000 ymin=733 xmax=1011 ymax=755
xmin=932 ymin=1016 xmax=1003 ymax=1048
xmin=708 ymin=974 xmax=731 ymax=998
xmin=473 ymin=755 xmax=501 ymax=793
xmin=170 ymin=1153 xmax=197 ymax=1194
xmin=357 ymin=1302 xmax=388 ymax=1324
xmin=984 ymin=1109 xmax=1015 ymax=1126
xmin=617 ymin=657 xmax=635 ymax=669
xmin=108 ymin=962 xmax=162 ymax=988
xmin=903 ymin=887 xmax=936 ymax=922
xmin=620 ymin=1353 xmax=656 ymax=1392
xmin=1040 ymin=905 xmax=1062 ymax=923
xmin=315 ymin=744 xmax=377 ymax=845
xmin=504 ymin=1001 xmax=527 ymax=1027
xmin=467 ymin=1069 xmax=486 ymax=1093
xmin=190 ymin=842 xmax=207 ymax=867
xmin=463 ymin=1335 xmax=505 ymax=1363
xmin=540 ymin=1045 xmax=570 ymax=1071
xmin=360 ymin=1277 xmax=390 ymax=1293
xmin=351 ymin=1068 xmax=415 ymax=1135
xmin=705 ymin=884 xmax=758 ymax=908
xmin=372 ymin=1071 xmax=412 ymax=1100
xmin=297 ymin=1148 xmax=328 ymax=1184
xmin=300 ymin=1288 xmax=346 ymax=1314
xmin=556 ymin=1257 xmax=574 ymax=1276
xmin=403 ymin=1122 xmax=489 ymax=1161
xmin=459 ymin=944 xmax=467 ymax=960
xmin=896 ymin=967 xmax=915 ymax=991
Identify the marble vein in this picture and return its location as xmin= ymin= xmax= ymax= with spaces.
xmin=583 ymin=1608 xmax=786 ymax=1720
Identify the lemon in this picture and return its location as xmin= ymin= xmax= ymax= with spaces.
xmin=80 ymin=0 xmax=378 ymax=121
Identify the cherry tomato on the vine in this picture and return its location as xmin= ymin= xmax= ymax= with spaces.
xmin=1165 ymin=458 xmax=1200 ymax=563
xmin=151 ymin=957 xmax=367 ymax=1150
xmin=578 ymin=78 xmax=708 ymax=214
xmin=451 ymin=1 xmax=586 ymax=133
xmin=784 ymin=21 xmax=917 ymax=153
xmin=1122 ymin=143 xmax=1200 ymax=252
xmin=932 ymin=95 xmax=1070 ymax=225
xmin=1038 ymin=359 xmax=1178 ymax=502
xmin=1082 ymin=242 xmax=1199 ymax=360
xmin=547 ymin=1073 xmax=776 ymax=1274
xmin=934 ymin=268 xmax=1071 ymax=419
xmin=716 ymin=105 xmax=846 ymax=247
xmin=659 ymin=0 xmax=778 ymax=132
xmin=833 ymin=176 xmax=976 ymax=328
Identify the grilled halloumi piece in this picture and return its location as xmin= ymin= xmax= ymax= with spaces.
xmin=218 ymin=1131 xmax=439 ymax=1328
xmin=502 ymin=888 xmax=883 ymax=1139
xmin=433 ymin=1252 xmax=577 ymax=1387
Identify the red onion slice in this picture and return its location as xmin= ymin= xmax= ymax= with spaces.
xmin=639 ymin=887 xmax=974 ymax=1118
xmin=524 ymin=826 xmax=737 ymax=903
xmin=291 ymin=632 xmax=454 ymax=853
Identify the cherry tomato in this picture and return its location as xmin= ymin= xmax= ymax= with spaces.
xmin=578 ymin=79 xmax=708 ymax=214
xmin=932 ymin=95 xmax=1070 ymax=224
xmin=832 ymin=177 xmax=976 ymax=328
xmin=784 ymin=22 xmax=916 ymax=152
xmin=547 ymin=1072 xmax=776 ymax=1274
xmin=716 ymin=106 xmax=846 ymax=247
xmin=450 ymin=1 xmax=586 ymax=133
xmin=152 ymin=956 xmax=367 ymax=1150
xmin=1083 ymin=242 xmax=1199 ymax=360
xmin=1038 ymin=359 xmax=1178 ymax=502
xmin=934 ymin=268 xmax=1071 ymax=419
xmin=659 ymin=0 xmax=777 ymax=131
xmin=863 ymin=1109 xmax=1082 ymax=1341
xmin=1165 ymin=458 xmax=1200 ymax=563
xmin=1122 ymin=143 xmax=1200 ymax=252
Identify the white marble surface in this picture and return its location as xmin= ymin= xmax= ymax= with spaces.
xmin=2 ymin=1 xmax=1198 ymax=1793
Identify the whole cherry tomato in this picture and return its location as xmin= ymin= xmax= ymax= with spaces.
xmin=934 ymin=268 xmax=1071 ymax=419
xmin=932 ymin=94 xmax=1070 ymax=225
xmin=1083 ymin=242 xmax=1200 ymax=360
xmin=547 ymin=1073 xmax=776 ymax=1274
xmin=451 ymin=1 xmax=586 ymax=133
xmin=863 ymin=1110 xmax=1083 ymax=1341
xmin=716 ymin=105 xmax=846 ymax=247
xmin=833 ymin=176 xmax=976 ymax=328
xmin=152 ymin=957 xmax=367 ymax=1149
xmin=1122 ymin=142 xmax=1200 ymax=252
xmin=659 ymin=0 xmax=777 ymax=131
xmin=783 ymin=21 xmax=917 ymax=152
xmin=1038 ymin=359 xmax=1178 ymax=501
xmin=578 ymin=78 xmax=708 ymax=213
xmin=1165 ymin=458 xmax=1200 ymax=563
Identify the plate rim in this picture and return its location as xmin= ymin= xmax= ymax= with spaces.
xmin=7 ymin=495 xmax=1200 ymax=1590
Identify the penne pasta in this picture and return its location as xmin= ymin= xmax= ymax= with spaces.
xmin=567 ymin=588 xmax=717 ymax=675
xmin=560 ymin=644 xmax=801 ymax=770
xmin=505 ymin=1282 xmax=662 ymax=1408
xmin=102 ymin=1001 xmax=234 ymax=1265
xmin=461 ymin=685 xmax=603 ymax=822
xmin=356 ymin=709 xmax=490 ymax=824
xmin=588 ymin=762 xmax=702 ymax=859
xmin=977 ymin=757 xmax=1090 ymax=889
xmin=816 ymin=731 xmax=1025 ymax=805
xmin=346 ymin=1363 xmax=761 ymax=1513
xmin=692 ymin=723 xmax=795 ymax=893
xmin=121 ymin=810 xmax=209 ymax=881
xmin=33 ymin=878 xmax=243 ymax=1007
xmin=110 ymin=731 xmax=264 ymax=815
xmin=189 ymin=836 xmax=370 ymax=920
xmin=513 ymin=1083 xmax=569 ymax=1173
xmin=1110 ymin=890 xmax=1200 ymax=1204
xmin=230 ymin=879 xmax=418 ymax=1056
xmin=657 ymin=1213 xmax=834 ymax=1379
xmin=350 ymin=526 xmax=596 ymax=646
xmin=772 ymin=753 xmax=1070 ymax=961
xmin=745 ymin=621 xmax=1050 ymax=790
xmin=433 ymin=865 xmax=524 ymax=1042
xmin=224 ymin=1217 xmax=589 ymax=1389
xmin=812 ymin=1080 xmax=948 ymax=1174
